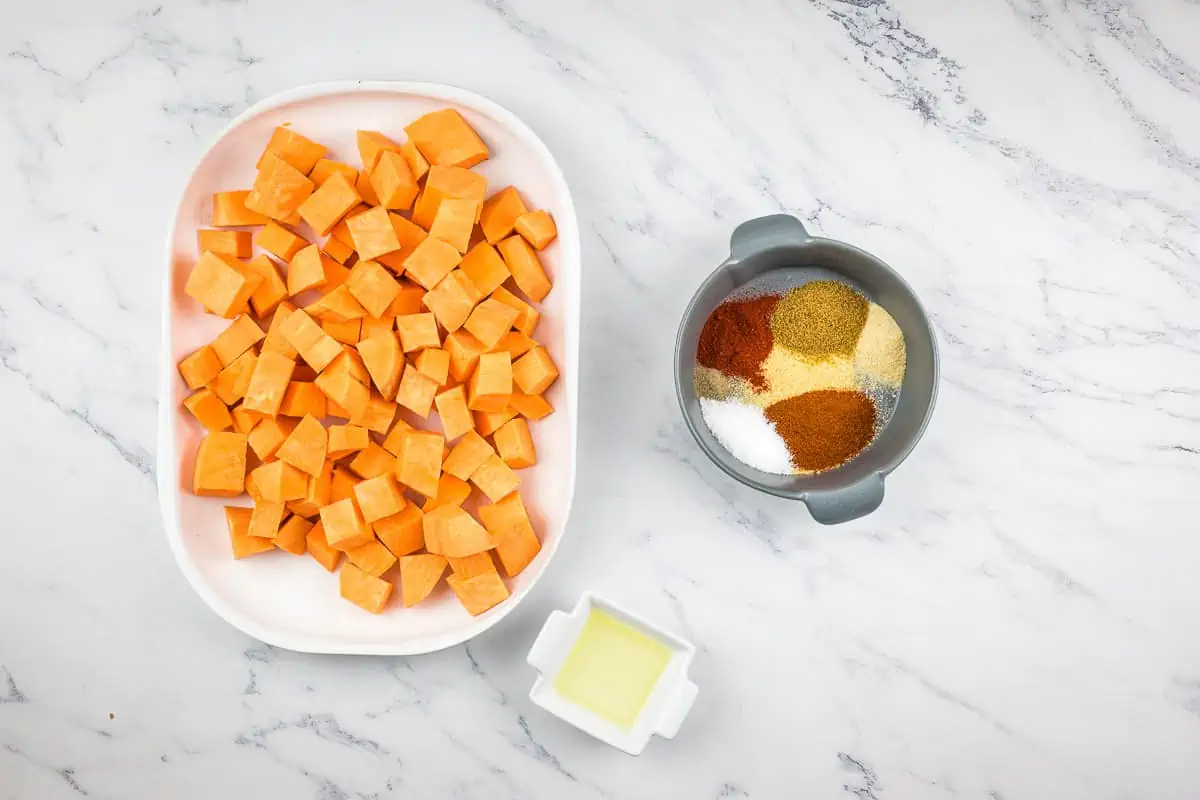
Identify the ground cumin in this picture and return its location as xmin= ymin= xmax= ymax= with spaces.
xmin=765 ymin=389 xmax=876 ymax=473
xmin=696 ymin=295 xmax=779 ymax=390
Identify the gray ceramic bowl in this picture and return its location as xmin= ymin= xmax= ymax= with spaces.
xmin=674 ymin=214 xmax=939 ymax=524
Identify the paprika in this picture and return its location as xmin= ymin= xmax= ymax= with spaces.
xmin=696 ymin=294 xmax=778 ymax=391
xmin=764 ymin=389 xmax=876 ymax=473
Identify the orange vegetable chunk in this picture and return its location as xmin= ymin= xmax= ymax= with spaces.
xmin=429 ymin=196 xmax=479 ymax=254
xmin=374 ymin=504 xmax=424 ymax=559
xmin=252 ymin=459 xmax=309 ymax=502
xmin=380 ymin=418 xmax=414 ymax=456
xmin=423 ymin=271 xmax=479 ymax=332
xmin=446 ymin=552 xmax=497 ymax=579
xmin=208 ymin=348 xmax=257 ymax=405
xmin=347 ymin=206 xmax=401 ymax=261
xmin=470 ymin=453 xmax=520 ymax=503
xmin=309 ymin=159 xmax=358 ymax=187
xmin=275 ymin=514 xmax=313 ymax=555
xmin=444 ymin=330 xmax=487 ymax=382
xmin=339 ymin=562 xmax=392 ymax=613
xmin=278 ymin=308 xmax=341 ymax=372
xmin=320 ymin=497 xmax=373 ymax=550
xmin=513 ymin=209 xmax=558 ymax=250
xmin=447 ymin=571 xmax=510 ymax=616
xmin=307 ymin=284 xmax=366 ymax=323
xmin=478 ymin=491 xmax=541 ymax=577
xmin=442 ymin=431 xmax=494 ymax=481
xmin=494 ymin=417 xmax=537 ymax=469
xmin=347 ymin=260 xmax=400 ymax=319
xmin=349 ymin=441 xmax=396 ymax=480
xmin=242 ymin=350 xmax=296 ymax=416
xmin=245 ymin=152 xmax=315 ymax=221
xmin=490 ymin=286 xmax=539 ymax=336
xmin=321 ymin=234 xmax=355 ymax=265
xmin=354 ymin=473 xmax=405 ymax=523
xmin=412 ymin=165 xmax=487 ymax=229
xmin=306 ymin=521 xmax=342 ymax=571
xmin=330 ymin=467 xmax=360 ymax=505
xmin=423 ymin=505 xmax=494 ymax=558
xmin=230 ymin=404 xmax=262 ymax=434
xmin=178 ymin=345 xmax=222 ymax=390
xmin=275 ymin=414 xmax=327 ymax=477
xmin=396 ymin=313 xmax=441 ymax=352
xmin=497 ymin=235 xmax=551 ymax=302
xmin=261 ymin=126 xmax=327 ymax=174
xmin=184 ymin=388 xmax=232 ymax=432
xmin=212 ymin=190 xmax=269 ymax=227
xmin=279 ymin=381 xmax=327 ymax=418
xmin=327 ymin=424 xmax=370 ymax=459
xmin=298 ymin=172 xmax=361 ymax=236
xmin=212 ymin=314 xmax=265 ymax=366
xmin=361 ymin=315 xmax=395 ymax=341
xmin=285 ymin=245 xmax=328 ymax=296
xmin=473 ymin=407 xmax=517 ymax=437
xmin=345 ymin=539 xmax=397 ymax=577
xmin=197 ymin=229 xmax=252 ymax=258
xmin=459 ymin=242 xmax=511 ymax=297
xmin=416 ymin=349 xmax=451 ymax=387
xmin=400 ymin=141 xmax=430 ymax=182
xmin=493 ymin=330 xmax=536 ymax=359
xmin=376 ymin=214 xmax=429 ymax=273
xmin=396 ymin=363 xmax=438 ymax=418
xmin=434 ymin=385 xmax=473 ymax=441
xmin=255 ymin=221 xmax=308 ymax=262
xmin=513 ymin=346 xmax=559 ymax=395
xmin=370 ymin=150 xmax=419 ymax=211
xmin=288 ymin=457 xmax=333 ymax=518
xmin=357 ymin=332 xmax=403 ymax=400
xmin=403 ymin=236 xmax=461 ymax=290
xmin=193 ymin=432 xmax=247 ymax=496
xmin=399 ymin=430 xmax=444 ymax=498
xmin=507 ymin=391 xmax=553 ymax=420
xmin=405 ymin=109 xmax=489 ymax=169
xmin=225 ymin=506 xmax=274 ymax=559
xmin=185 ymin=251 xmax=261 ymax=318
xmin=399 ymin=553 xmax=447 ymax=607
xmin=467 ymin=351 xmax=512 ymax=412
xmin=358 ymin=391 xmax=397 ymax=435
xmin=247 ymin=415 xmax=296 ymax=461
xmin=479 ymin=187 xmax=528 ymax=245
xmin=463 ymin=298 xmax=520 ymax=350
xmin=243 ymin=255 xmax=288 ymax=317
xmin=356 ymin=129 xmax=400 ymax=171
xmin=248 ymin=500 xmax=286 ymax=540
xmin=422 ymin=473 xmax=471 ymax=511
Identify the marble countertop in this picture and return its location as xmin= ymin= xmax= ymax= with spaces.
xmin=3 ymin=0 xmax=1199 ymax=797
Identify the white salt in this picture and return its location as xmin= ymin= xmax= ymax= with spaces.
xmin=698 ymin=398 xmax=794 ymax=475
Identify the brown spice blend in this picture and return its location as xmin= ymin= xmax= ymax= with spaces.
xmin=696 ymin=294 xmax=779 ymax=390
xmin=765 ymin=389 xmax=877 ymax=473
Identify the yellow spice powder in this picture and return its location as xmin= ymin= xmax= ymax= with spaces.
xmin=853 ymin=303 xmax=906 ymax=386
xmin=744 ymin=344 xmax=857 ymax=408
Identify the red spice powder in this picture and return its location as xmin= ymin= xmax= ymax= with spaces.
xmin=765 ymin=390 xmax=876 ymax=472
xmin=696 ymin=295 xmax=779 ymax=390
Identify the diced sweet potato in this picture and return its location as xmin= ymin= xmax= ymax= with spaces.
xmin=331 ymin=206 xmax=368 ymax=246
xmin=288 ymin=457 xmax=333 ymax=518
xmin=345 ymin=539 xmax=397 ymax=577
xmin=442 ymin=431 xmax=494 ymax=481
xmin=326 ymin=344 xmax=371 ymax=383
xmin=279 ymin=381 xmax=327 ymax=418
xmin=230 ymin=404 xmax=262 ymax=434
xmin=493 ymin=417 xmax=536 ymax=469
xmin=185 ymin=251 xmax=262 ymax=318
xmin=423 ymin=505 xmax=494 ymax=558
xmin=178 ymin=345 xmax=222 ymax=390
xmin=356 ymin=129 xmax=400 ymax=172
xmin=380 ymin=418 xmax=414 ymax=456
xmin=396 ymin=363 xmax=438 ymax=418
xmin=306 ymin=520 xmax=342 ymax=571
xmin=247 ymin=415 xmax=297 ymax=461
xmin=184 ymin=388 xmax=232 ymax=432
xmin=226 ymin=506 xmax=274 ymax=559
xmin=405 ymin=109 xmax=489 ymax=169
xmin=252 ymin=459 xmax=309 ymax=502
xmin=357 ymin=332 xmax=403 ymax=400
xmin=370 ymin=150 xmax=419 ymax=211
xmin=446 ymin=551 xmax=497 ymax=579
xmin=309 ymin=159 xmax=358 ymax=186
xmin=320 ymin=497 xmax=374 ymax=550
xmin=402 ymin=236 xmax=461 ymax=290
xmin=434 ymin=385 xmax=473 ymax=441
xmin=358 ymin=391 xmax=397 ymax=435
xmin=412 ymin=165 xmax=488 ymax=229
xmin=262 ymin=303 xmax=299 ymax=359
xmin=496 ymin=235 xmax=551 ymax=302
xmin=512 ymin=346 xmax=559 ymax=395
xmin=467 ymin=351 xmax=512 ymax=412
xmin=347 ymin=206 xmax=401 ymax=261
xmin=374 ymin=503 xmax=424 ymax=559
xmin=479 ymin=187 xmax=528 ymax=245
xmin=490 ymin=286 xmax=540 ymax=336
xmin=349 ymin=442 xmax=396 ymax=481
xmin=422 ymin=271 xmax=479 ymax=332
xmin=446 ymin=570 xmax=510 ymax=616
xmin=355 ymin=169 xmax=379 ymax=206
xmin=339 ymin=562 xmax=392 ymax=613
xmin=389 ymin=279 xmax=426 ymax=316
xmin=347 ymin=260 xmax=400 ymax=319
xmin=298 ymin=172 xmax=361 ymax=236
xmin=248 ymin=500 xmax=287 ymax=540
xmin=470 ymin=454 xmax=520 ymax=503
xmin=416 ymin=348 xmax=451 ymax=386
xmin=478 ymin=491 xmax=540 ymax=577
xmin=360 ymin=315 xmax=395 ymax=341
xmin=493 ymin=330 xmax=536 ymax=359
xmin=322 ymin=258 xmax=352 ymax=292
xmin=459 ymin=242 xmax=511 ymax=297
xmin=396 ymin=313 xmax=441 ymax=352
xmin=444 ymin=330 xmax=487 ymax=383
xmin=422 ymin=473 xmax=471 ymax=511
xmin=279 ymin=308 xmax=341 ymax=372
xmin=330 ymin=466 xmax=360 ymax=505
xmin=242 ymin=255 xmax=288 ymax=318
xmin=255 ymin=221 xmax=308 ymax=262
xmin=400 ymin=140 xmax=429 ymax=182
xmin=193 ymin=432 xmax=247 ymax=496
xmin=513 ymin=209 xmax=557 ymax=250
xmin=353 ymin=473 xmax=405 ymax=523
xmin=327 ymin=424 xmax=369 ymax=459
xmin=208 ymin=348 xmax=257 ymax=405
xmin=275 ymin=414 xmax=327 ymax=477
xmin=507 ymin=391 xmax=553 ymax=420
xmin=321 ymin=235 xmax=355 ymax=265
xmin=429 ymin=196 xmax=479 ymax=254
xmin=261 ymin=126 xmax=327 ymax=174
xmin=242 ymin=350 xmax=296 ymax=416
xmin=473 ymin=407 xmax=517 ymax=437
xmin=274 ymin=514 xmax=313 ymax=555
xmin=398 ymin=430 xmax=443 ymax=498
xmin=197 ymin=229 xmax=252 ymax=258
xmin=376 ymin=214 xmax=429 ymax=273
xmin=399 ymin=553 xmax=447 ymax=607
xmin=307 ymin=284 xmax=367 ymax=323
xmin=245 ymin=152 xmax=315 ymax=221
xmin=315 ymin=368 xmax=369 ymax=424
xmin=212 ymin=190 xmax=269 ymax=227
xmin=463 ymin=299 xmax=520 ymax=350
xmin=212 ymin=315 xmax=266 ymax=366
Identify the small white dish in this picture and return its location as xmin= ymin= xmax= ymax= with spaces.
xmin=527 ymin=593 xmax=698 ymax=755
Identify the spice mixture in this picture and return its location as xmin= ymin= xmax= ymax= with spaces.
xmin=695 ymin=272 xmax=906 ymax=475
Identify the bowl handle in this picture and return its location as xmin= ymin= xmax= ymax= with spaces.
xmin=804 ymin=474 xmax=885 ymax=525
xmin=729 ymin=214 xmax=810 ymax=261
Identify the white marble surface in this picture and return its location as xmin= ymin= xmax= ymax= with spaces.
xmin=2 ymin=0 xmax=1199 ymax=797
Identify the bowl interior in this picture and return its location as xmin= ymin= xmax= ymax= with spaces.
xmin=676 ymin=238 xmax=937 ymax=495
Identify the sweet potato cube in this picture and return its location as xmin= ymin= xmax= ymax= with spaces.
xmin=412 ymin=166 xmax=488 ymax=229
xmin=349 ymin=442 xmax=396 ymax=481
xmin=245 ymin=152 xmax=315 ymax=221
xmin=429 ymin=197 xmax=479 ymax=254
xmin=262 ymin=126 xmax=327 ymax=174
xmin=321 ymin=235 xmax=355 ymax=265
xmin=315 ymin=369 xmax=369 ymax=425
xmin=185 ymin=251 xmax=261 ymax=318
xmin=360 ymin=316 xmax=394 ymax=341
xmin=396 ymin=313 xmax=441 ymax=352
xmin=374 ymin=504 xmax=423 ymax=559
xmin=320 ymin=498 xmax=373 ymax=550
xmin=212 ymin=190 xmax=269 ymax=227
xmin=339 ymin=562 xmax=392 ymax=613
xmin=422 ymin=473 xmax=471 ymax=511
xmin=494 ymin=418 xmax=536 ymax=469
xmin=322 ymin=258 xmax=352 ymax=292
xmin=480 ymin=187 xmax=528 ymax=245
xmin=274 ymin=515 xmax=312 ymax=555
xmin=278 ymin=381 xmax=325 ymax=418
xmin=376 ymin=214 xmax=430 ymax=273
xmin=490 ymin=286 xmax=540 ymax=336
xmin=405 ymin=109 xmax=489 ymax=169
xmin=347 ymin=206 xmax=401 ymax=261
xmin=459 ymin=242 xmax=511 ymax=297
xmin=279 ymin=308 xmax=341 ymax=372
xmin=396 ymin=363 xmax=438 ymax=418
xmin=326 ymin=343 xmax=371 ymax=383
xmin=389 ymin=282 xmax=426 ymax=317
xmin=285 ymin=245 xmax=325 ymax=296
xmin=330 ymin=206 xmax=368 ymax=246
xmin=464 ymin=299 xmax=519 ymax=350
xmin=380 ymin=418 xmax=414 ymax=457
xmin=422 ymin=271 xmax=479 ymax=332
xmin=403 ymin=236 xmax=461 ymax=290
xmin=345 ymin=540 xmax=397 ymax=577
xmin=473 ymin=408 xmax=517 ymax=437
xmin=248 ymin=500 xmax=287 ymax=540
xmin=370 ymin=150 xmax=419 ymax=211
xmin=212 ymin=314 xmax=265 ymax=366
xmin=275 ymin=414 xmax=327 ymax=477
xmin=208 ymin=348 xmax=257 ymax=405
xmin=327 ymin=424 xmax=369 ymax=459
xmin=178 ymin=345 xmax=222 ymax=390
xmin=184 ymin=388 xmax=232 ymax=432
xmin=252 ymin=459 xmax=309 ymax=502
xmin=307 ymin=284 xmax=366 ymax=324
xmin=255 ymin=221 xmax=308 ymax=262
xmin=358 ymin=391 xmax=397 ymax=435
xmin=330 ymin=467 xmax=360 ymax=505
xmin=444 ymin=330 xmax=487 ymax=382
xmin=261 ymin=304 xmax=299 ymax=358
xmin=230 ymin=404 xmax=262 ymax=434
xmin=288 ymin=457 xmax=333 ymax=518
xmin=470 ymin=454 xmax=520 ymax=503
xmin=399 ymin=431 xmax=444 ymax=498
xmin=241 ymin=255 xmax=287 ymax=318
xmin=197 ymin=229 xmax=252 ymax=258
xmin=309 ymin=159 xmax=358 ymax=187
xmin=247 ymin=415 xmax=296 ymax=461
xmin=447 ymin=571 xmax=510 ymax=616
xmin=434 ymin=385 xmax=473 ymax=441
xmin=443 ymin=431 xmax=495 ymax=481
xmin=493 ymin=331 xmax=536 ymax=359
xmin=225 ymin=506 xmax=274 ymax=559
xmin=356 ymin=129 xmax=400 ymax=171
xmin=412 ymin=351 xmax=449 ymax=389
xmin=354 ymin=473 xmax=405 ymax=523
xmin=513 ymin=346 xmax=559 ymax=395
xmin=347 ymin=260 xmax=400 ymax=319
xmin=242 ymin=351 xmax=295 ymax=416
xmin=355 ymin=332 xmax=402 ymax=400
xmin=513 ymin=209 xmax=558 ymax=250
xmin=467 ymin=351 xmax=512 ymax=412
xmin=298 ymin=172 xmax=361 ymax=236
xmin=355 ymin=170 xmax=379 ymax=206
xmin=497 ymin=235 xmax=551 ymax=302
xmin=507 ymin=391 xmax=553 ymax=420
xmin=306 ymin=521 xmax=342 ymax=571
xmin=478 ymin=491 xmax=540 ymax=577
xmin=400 ymin=140 xmax=429 ymax=181
xmin=399 ymin=553 xmax=447 ymax=607
xmin=423 ymin=505 xmax=494 ymax=558
xmin=193 ymin=432 xmax=247 ymax=496
xmin=446 ymin=552 xmax=497 ymax=579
